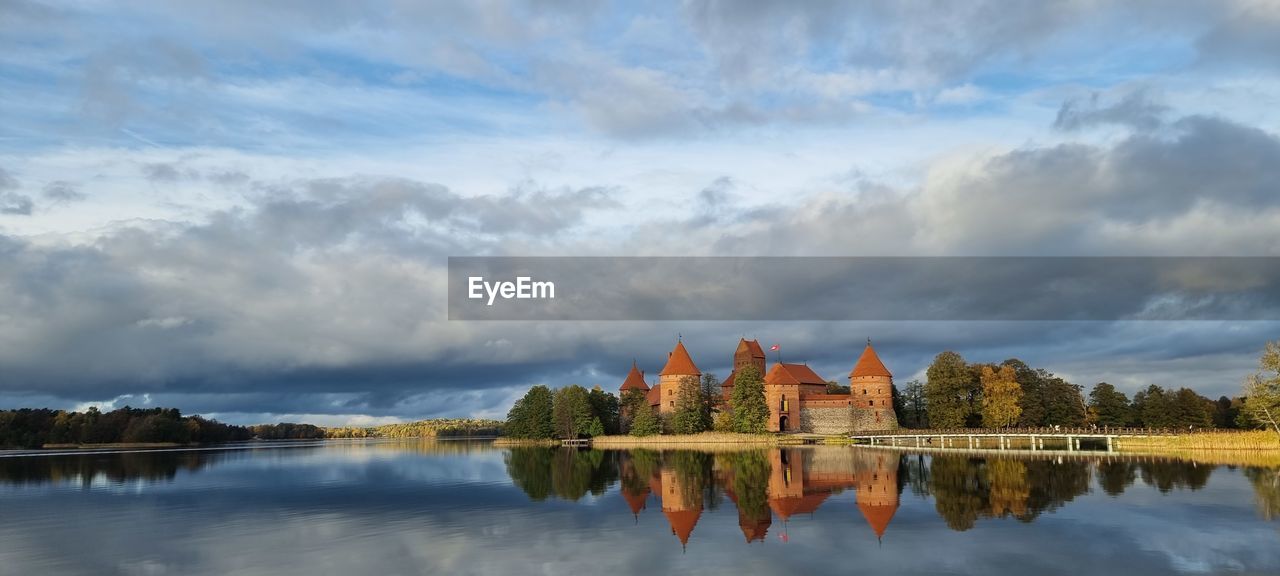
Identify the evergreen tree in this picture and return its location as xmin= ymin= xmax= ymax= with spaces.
xmin=671 ymin=375 xmax=707 ymax=434
xmin=629 ymin=402 xmax=661 ymax=436
xmin=505 ymin=385 xmax=555 ymax=439
xmin=1171 ymin=388 xmax=1214 ymax=429
xmin=980 ymin=365 xmax=1022 ymax=428
xmin=1041 ymin=375 xmax=1086 ymax=427
xmin=1087 ymin=382 xmax=1132 ymax=427
xmin=925 ymin=351 xmax=972 ymax=429
xmin=1133 ymin=384 xmax=1174 ymax=428
xmin=730 ymin=365 xmax=769 ymax=434
xmin=1241 ymin=341 xmax=1280 ymax=441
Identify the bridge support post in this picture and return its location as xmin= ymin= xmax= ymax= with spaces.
xmin=1107 ymin=436 xmax=1113 ymax=453
xmin=1067 ymin=436 xmax=1074 ymax=451
xmin=1030 ymin=435 xmax=1036 ymax=451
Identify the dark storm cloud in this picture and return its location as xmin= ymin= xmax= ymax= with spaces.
xmin=3 ymin=113 xmax=1280 ymax=418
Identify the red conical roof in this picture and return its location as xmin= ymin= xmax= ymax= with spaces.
xmin=663 ymin=509 xmax=702 ymax=545
xmin=660 ymin=341 xmax=701 ymax=376
xmin=620 ymin=361 xmax=650 ymax=392
xmin=622 ymin=487 xmax=649 ymax=516
xmin=850 ymin=342 xmax=892 ymax=378
xmin=858 ymin=502 xmax=898 ymax=538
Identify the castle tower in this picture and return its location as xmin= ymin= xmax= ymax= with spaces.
xmin=850 ymin=339 xmax=893 ymax=411
xmin=619 ymin=361 xmax=650 ymax=420
xmin=657 ymin=340 xmax=700 ymax=415
xmin=659 ymin=467 xmax=703 ymax=549
xmin=854 ymin=451 xmax=900 ymax=541
xmin=721 ymin=339 xmax=767 ymax=399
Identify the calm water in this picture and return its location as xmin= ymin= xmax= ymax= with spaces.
xmin=1 ymin=440 xmax=1278 ymax=576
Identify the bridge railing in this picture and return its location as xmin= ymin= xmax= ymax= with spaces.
xmin=850 ymin=427 xmax=1195 ymax=437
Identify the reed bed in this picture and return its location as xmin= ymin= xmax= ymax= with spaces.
xmin=1118 ymin=430 xmax=1280 ymax=452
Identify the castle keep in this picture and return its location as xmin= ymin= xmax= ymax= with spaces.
xmin=620 ymin=338 xmax=899 ymax=434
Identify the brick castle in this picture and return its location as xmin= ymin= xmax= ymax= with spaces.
xmin=620 ymin=338 xmax=900 ymax=434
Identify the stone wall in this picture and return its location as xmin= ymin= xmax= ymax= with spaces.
xmin=798 ymin=405 xmax=900 ymax=434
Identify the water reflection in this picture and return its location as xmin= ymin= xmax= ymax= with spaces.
xmin=504 ymin=446 xmax=1278 ymax=547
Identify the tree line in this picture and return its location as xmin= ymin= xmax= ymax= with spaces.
xmin=505 ymin=366 xmax=774 ymax=439
xmin=0 ymin=407 xmax=251 ymax=449
xmin=898 ymin=341 xmax=1280 ymax=435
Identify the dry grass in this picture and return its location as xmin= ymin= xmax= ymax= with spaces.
xmin=491 ymin=438 xmax=558 ymax=447
xmin=1118 ymin=430 xmax=1280 ymax=452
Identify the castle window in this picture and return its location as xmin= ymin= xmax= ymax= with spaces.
xmin=869 ymin=400 xmax=874 ymax=406
xmin=863 ymin=389 xmax=867 ymax=395
xmin=669 ymin=401 xmax=674 ymax=408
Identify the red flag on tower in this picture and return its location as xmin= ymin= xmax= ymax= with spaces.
xmin=770 ymin=344 xmax=779 ymax=351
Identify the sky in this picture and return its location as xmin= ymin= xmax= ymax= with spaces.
xmin=2 ymin=0 xmax=1279 ymax=425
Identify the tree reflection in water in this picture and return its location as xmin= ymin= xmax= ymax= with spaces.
xmin=502 ymin=446 xmax=1277 ymax=548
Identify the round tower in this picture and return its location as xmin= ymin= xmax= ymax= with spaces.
xmin=849 ymin=339 xmax=893 ymax=411
xmin=658 ymin=339 xmax=700 ymax=415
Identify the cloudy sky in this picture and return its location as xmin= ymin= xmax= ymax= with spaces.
xmin=2 ymin=0 xmax=1279 ymax=425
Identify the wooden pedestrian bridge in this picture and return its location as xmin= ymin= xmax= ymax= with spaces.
xmin=846 ymin=427 xmax=1179 ymax=453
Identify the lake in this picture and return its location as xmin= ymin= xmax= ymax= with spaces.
xmin=1 ymin=440 xmax=1277 ymax=575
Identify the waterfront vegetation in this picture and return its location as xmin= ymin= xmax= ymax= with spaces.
xmin=0 ymin=406 xmax=502 ymax=449
xmin=500 ymin=340 xmax=1280 ymax=451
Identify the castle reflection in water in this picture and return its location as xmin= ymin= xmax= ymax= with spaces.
xmin=624 ymin=448 xmax=899 ymax=547
xmin=501 ymin=444 xmax=1273 ymax=549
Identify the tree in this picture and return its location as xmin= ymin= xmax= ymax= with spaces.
xmin=730 ymin=365 xmax=769 ymax=434
xmin=1133 ymin=384 xmax=1174 ymax=428
xmin=981 ymin=365 xmax=1022 ymax=428
xmin=1041 ymin=375 xmax=1086 ymax=427
xmin=900 ymin=379 xmax=927 ymax=428
xmin=552 ymin=385 xmax=596 ymax=439
xmin=1005 ymin=359 xmax=1046 ymax=427
xmin=1213 ymin=396 xmax=1241 ymax=429
xmin=505 ymin=385 xmax=555 ymax=439
xmin=1171 ymin=388 xmax=1213 ymax=429
xmin=619 ymin=389 xmax=648 ymax=433
xmin=700 ymin=373 xmax=721 ymax=431
xmin=925 ymin=351 xmax=972 ymax=429
xmin=826 ymin=381 xmax=851 ymax=394
xmin=671 ymin=375 xmax=708 ymax=434
xmin=1088 ymin=382 xmax=1132 ymax=427
xmin=587 ymin=386 xmax=621 ymax=435
xmin=629 ymin=402 xmax=661 ymax=436
xmin=1240 ymin=341 xmax=1280 ymax=441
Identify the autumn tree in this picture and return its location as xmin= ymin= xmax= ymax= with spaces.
xmin=925 ymin=351 xmax=972 ymax=429
xmin=730 ymin=365 xmax=769 ymax=434
xmin=981 ymin=365 xmax=1023 ymax=428
xmin=1240 ymin=341 xmax=1280 ymax=441
xmin=1087 ymin=382 xmax=1133 ymax=427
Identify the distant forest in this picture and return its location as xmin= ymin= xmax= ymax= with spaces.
xmin=0 ymin=406 xmax=503 ymax=449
